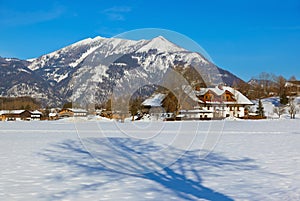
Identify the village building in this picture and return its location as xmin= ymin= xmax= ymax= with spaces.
xmin=142 ymin=94 xmax=174 ymax=120
xmin=286 ymin=81 xmax=300 ymax=96
xmin=48 ymin=112 xmax=59 ymax=120
xmin=192 ymin=85 xmax=254 ymax=119
xmin=0 ymin=110 xmax=38 ymax=121
xmin=59 ymin=108 xmax=88 ymax=118
xmin=30 ymin=110 xmax=43 ymax=120
xmin=142 ymin=85 xmax=253 ymax=120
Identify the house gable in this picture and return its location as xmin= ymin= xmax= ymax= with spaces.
xmin=199 ymin=90 xmax=236 ymax=103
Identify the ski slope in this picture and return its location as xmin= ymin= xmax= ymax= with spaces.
xmin=0 ymin=119 xmax=299 ymax=200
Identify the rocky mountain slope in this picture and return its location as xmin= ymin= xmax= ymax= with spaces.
xmin=1 ymin=36 xmax=244 ymax=107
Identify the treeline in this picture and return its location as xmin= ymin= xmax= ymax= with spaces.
xmin=0 ymin=97 xmax=41 ymax=110
xmin=234 ymin=73 xmax=298 ymax=103
xmin=234 ymin=73 xmax=299 ymax=119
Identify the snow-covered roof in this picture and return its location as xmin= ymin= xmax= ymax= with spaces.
xmin=67 ymin=108 xmax=88 ymax=113
xmin=31 ymin=110 xmax=43 ymax=115
xmin=0 ymin=110 xmax=26 ymax=115
xmin=142 ymin=93 xmax=166 ymax=107
xmin=195 ymin=86 xmax=253 ymax=105
xmin=49 ymin=113 xmax=58 ymax=117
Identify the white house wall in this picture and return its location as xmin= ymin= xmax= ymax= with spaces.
xmin=202 ymin=105 xmax=246 ymax=118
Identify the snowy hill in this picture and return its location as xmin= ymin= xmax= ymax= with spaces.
xmin=1 ymin=36 xmax=244 ymax=106
xmin=250 ymin=96 xmax=300 ymax=119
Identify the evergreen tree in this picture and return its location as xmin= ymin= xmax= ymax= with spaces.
xmin=280 ymin=93 xmax=288 ymax=105
xmin=256 ymin=99 xmax=265 ymax=117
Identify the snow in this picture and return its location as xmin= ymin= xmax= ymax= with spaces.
xmin=251 ymin=96 xmax=300 ymax=119
xmin=26 ymin=58 xmax=36 ymax=62
xmin=0 ymin=119 xmax=300 ymax=200
xmin=69 ymin=45 xmax=101 ymax=68
xmin=196 ymin=86 xmax=254 ymax=105
xmin=67 ymin=108 xmax=87 ymax=113
xmin=17 ymin=68 xmax=31 ymax=74
xmin=31 ymin=110 xmax=43 ymax=115
xmin=55 ymin=72 xmax=68 ymax=83
xmin=48 ymin=113 xmax=57 ymax=117
xmin=0 ymin=110 xmax=25 ymax=115
xmin=137 ymin=36 xmax=186 ymax=53
xmin=142 ymin=93 xmax=166 ymax=107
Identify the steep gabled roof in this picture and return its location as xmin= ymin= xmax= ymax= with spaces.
xmin=195 ymin=86 xmax=253 ymax=105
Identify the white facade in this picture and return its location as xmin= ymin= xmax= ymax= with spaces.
xmin=178 ymin=86 xmax=253 ymax=119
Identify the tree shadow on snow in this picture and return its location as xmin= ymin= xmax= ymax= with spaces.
xmin=39 ymin=137 xmax=258 ymax=201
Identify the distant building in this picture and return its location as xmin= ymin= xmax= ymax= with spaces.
xmin=0 ymin=110 xmax=34 ymax=121
xmin=48 ymin=112 xmax=59 ymax=120
xmin=59 ymin=108 xmax=87 ymax=118
xmin=286 ymin=81 xmax=300 ymax=96
xmin=141 ymin=94 xmax=172 ymax=120
xmin=31 ymin=110 xmax=43 ymax=120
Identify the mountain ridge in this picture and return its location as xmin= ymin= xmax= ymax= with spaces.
xmin=0 ymin=36 xmax=244 ymax=107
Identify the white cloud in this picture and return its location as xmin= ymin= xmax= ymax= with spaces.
xmin=0 ymin=6 xmax=64 ymax=26
xmin=102 ymin=6 xmax=131 ymax=21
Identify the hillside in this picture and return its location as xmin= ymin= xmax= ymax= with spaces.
xmin=1 ymin=36 xmax=244 ymax=106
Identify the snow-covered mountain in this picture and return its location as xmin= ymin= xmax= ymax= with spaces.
xmin=0 ymin=57 xmax=58 ymax=104
xmin=1 ymin=36 xmax=244 ymax=106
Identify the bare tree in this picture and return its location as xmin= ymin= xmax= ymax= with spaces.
xmin=288 ymin=97 xmax=297 ymax=119
xmin=258 ymin=72 xmax=272 ymax=96
xmin=275 ymin=76 xmax=286 ymax=95
xmin=273 ymin=105 xmax=285 ymax=118
xmin=233 ymin=80 xmax=250 ymax=98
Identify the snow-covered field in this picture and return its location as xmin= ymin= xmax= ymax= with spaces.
xmin=0 ymin=119 xmax=300 ymax=201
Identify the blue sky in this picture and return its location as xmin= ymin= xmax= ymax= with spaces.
xmin=0 ymin=0 xmax=299 ymax=81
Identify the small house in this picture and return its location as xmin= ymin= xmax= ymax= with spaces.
xmin=59 ymin=108 xmax=87 ymax=118
xmin=31 ymin=110 xmax=43 ymax=120
xmin=286 ymin=81 xmax=300 ymax=96
xmin=49 ymin=112 xmax=59 ymax=120
xmin=0 ymin=110 xmax=32 ymax=121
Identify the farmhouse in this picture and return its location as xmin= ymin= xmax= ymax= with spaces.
xmin=59 ymin=108 xmax=87 ymax=118
xmin=192 ymin=85 xmax=254 ymax=119
xmin=286 ymin=81 xmax=300 ymax=96
xmin=0 ymin=110 xmax=34 ymax=121
xmin=31 ymin=110 xmax=43 ymax=120
xmin=143 ymin=85 xmax=253 ymax=120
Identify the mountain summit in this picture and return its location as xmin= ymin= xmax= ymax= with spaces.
xmin=1 ymin=36 xmax=243 ymax=106
xmin=136 ymin=36 xmax=186 ymax=53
